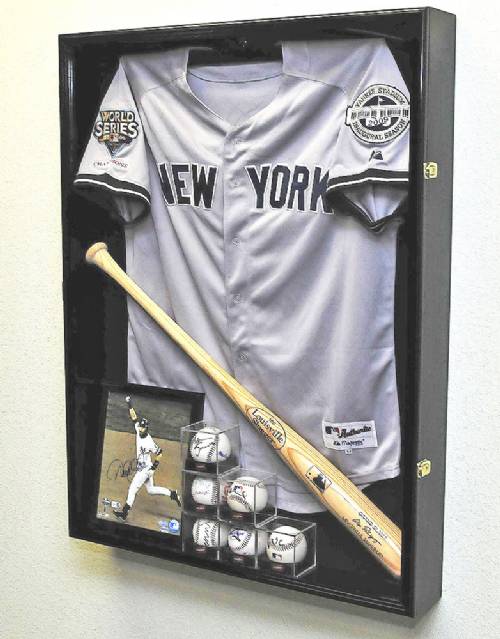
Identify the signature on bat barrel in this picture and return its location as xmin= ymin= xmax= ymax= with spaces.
xmin=246 ymin=407 xmax=286 ymax=450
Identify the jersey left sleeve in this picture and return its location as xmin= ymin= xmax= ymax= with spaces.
xmin=73 ymin=60 xmax=150 ymax=222
xmin=327 ymin=40 xmax=410 ymax=228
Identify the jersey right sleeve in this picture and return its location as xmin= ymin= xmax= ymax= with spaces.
xmin=326 ymin=39 xmax=410 ymax=228
xmin=73 ymin=60 xmax=150 ymax=222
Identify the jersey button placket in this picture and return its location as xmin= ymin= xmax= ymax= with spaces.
xmin=222 ymin=129 xmax=250 ymax=373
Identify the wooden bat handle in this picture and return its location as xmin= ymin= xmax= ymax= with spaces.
xmin=86 ymin=242 xmax=402 ymax=577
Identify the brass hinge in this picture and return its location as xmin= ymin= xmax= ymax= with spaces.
xmin=417 ymin=459 xmax=432 ymax=478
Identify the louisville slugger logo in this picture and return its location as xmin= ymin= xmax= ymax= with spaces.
xmin=245 ymin=407 xmax=286 ymax=450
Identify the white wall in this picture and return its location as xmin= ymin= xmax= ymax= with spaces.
xmin=1 ymin=1 xmax=498 ymax=637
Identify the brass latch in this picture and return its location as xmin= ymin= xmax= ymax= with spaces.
xmin=423 ymin=162 xmax=439 ymax=179
xmin=417 ymin=459 xmax=432 ymax=478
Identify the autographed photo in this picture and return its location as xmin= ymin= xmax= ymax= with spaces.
xmin=96 ymin=389 xmax=188 ymax=534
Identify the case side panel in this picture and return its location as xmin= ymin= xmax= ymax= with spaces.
xmin=411 ymin=8 xmax=456 ymax=618
xmin=59 ymin=38 xmax=80 ymax=536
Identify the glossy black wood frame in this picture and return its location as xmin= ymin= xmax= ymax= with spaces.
xmin=59 ymin=8 xmax=455 ymax=618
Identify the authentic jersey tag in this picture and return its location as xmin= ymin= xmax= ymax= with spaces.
xmin=322 ymin=420 xmax=378 ymax=453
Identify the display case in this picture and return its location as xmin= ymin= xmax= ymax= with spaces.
xmin=59 ymin=7 xmax=455 ymax=617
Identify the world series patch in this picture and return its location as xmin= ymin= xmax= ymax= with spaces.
xmin=93 ymin=109 xmax=139 ymax=156
xmin=345 ymin=84 xmax=410 ymax=144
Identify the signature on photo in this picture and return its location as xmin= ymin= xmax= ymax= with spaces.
xmin=107 ymin=458 xmax=137 ymax=482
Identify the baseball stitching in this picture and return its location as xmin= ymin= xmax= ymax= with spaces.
xmin=228 ymin=492 xmax=252 ymax=511
xmin=230 ymin=529 xmax=252 ymax=550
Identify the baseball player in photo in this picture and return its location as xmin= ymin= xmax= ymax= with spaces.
xmin=113 ymin=395 xmax=181 ymax=520
xmin=75 ymin=38 xmax=409 ymax=514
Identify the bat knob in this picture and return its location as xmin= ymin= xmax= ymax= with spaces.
xmin=86 ymin=242 xmax=108 ymax=264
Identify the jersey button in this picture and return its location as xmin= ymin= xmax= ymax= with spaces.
xmin=238 ymin=352 xmax=248 ymax=361
xmin=230 ymin=179 xmax=239 ymax=188
xmin=233 ymin=294 xmax=242 ymax=304
xmin=232 ymin=237 xmax=241 ymax=246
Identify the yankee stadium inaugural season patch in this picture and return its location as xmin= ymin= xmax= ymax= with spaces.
xmin=345 ymin=84 xmax=410 ymax=144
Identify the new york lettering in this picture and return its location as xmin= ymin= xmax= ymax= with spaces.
xmin=246 ymin=164 xmax=333 ymax=213
xmin=158 ymin=162 xmax=218 ymax=208
xmin=157 ymin=162 xmax=333 ymax=213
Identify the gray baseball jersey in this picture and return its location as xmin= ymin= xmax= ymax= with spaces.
xmin=75 ymin=38 xmax=410 ymax=513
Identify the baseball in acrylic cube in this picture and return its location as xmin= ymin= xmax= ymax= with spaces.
xmin=258 ymin=516 xmax=317 ymax=579
xmin=182 ymin=469 xmax=231 ymax=518
xmin=180 ymin=421 xmax=241 ymax=474
xmin=221 ymin=523 xmax=268 ymax=569
xmin=219 ymin=467 xmax=277 ymax=527
xmin=182 ymin=512 xmax=230 ymax=560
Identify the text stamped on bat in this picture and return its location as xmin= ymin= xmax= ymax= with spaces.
xmin=245 ymin=407 xmax=287 ymax=449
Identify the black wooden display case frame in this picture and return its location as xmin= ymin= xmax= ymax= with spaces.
xmin=59 ymin=7 xmax=455 ymax=618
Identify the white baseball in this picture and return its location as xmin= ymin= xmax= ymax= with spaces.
xmin=189 ymin=426 xmax=231 ymax=463
xmin=266 ymin=525 xmax=308 ymax=564
xmin=191 ymin=476 xmax=228 ymax=506
xmin=228 ymin=528 xmax=267 ymax=556
xmin=227 ymin=476 xmax=268 ymax=513
xmin=192 ymin=519 xmax=229 ymax=548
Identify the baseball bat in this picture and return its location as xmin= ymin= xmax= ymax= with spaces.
xmin=86 ymin=242 xmax=402 ymax=577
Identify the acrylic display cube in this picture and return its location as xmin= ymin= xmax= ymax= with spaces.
xmin=257 ymin=516 xmax=317 ymax=578
xmin=182 ymin=468 xmax=231 ymax=517
xmin=180 ymin=421 xmax=240 ymax=474
xmin=219 ymin=467 xmax=277 ymax=526
xmin=181 ymin=512 xmax=231 ymax=560
xmin=220 ymin=523 xmax=268 ymax=569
